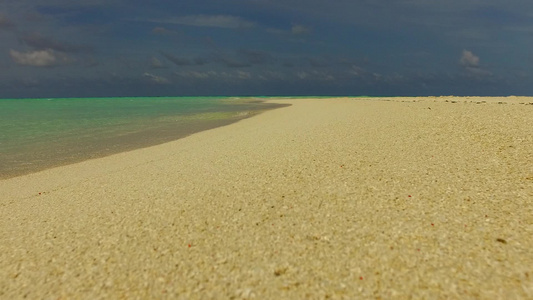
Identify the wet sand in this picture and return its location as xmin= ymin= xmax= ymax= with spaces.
xmin=0 ymin=101 xmax=286 ymax=180
xmin=1 ymin=97 xmax=532 ymax=298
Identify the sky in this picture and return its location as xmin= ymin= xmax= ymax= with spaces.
xmin=1 ymin=0 xmax=533 ymax=98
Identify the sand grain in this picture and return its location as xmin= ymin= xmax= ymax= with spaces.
xmin=1 ymin=97 xmax=532 ymax=299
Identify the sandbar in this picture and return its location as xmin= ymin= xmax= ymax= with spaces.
xmin=1 ymin=97 xmax=532 ymax=298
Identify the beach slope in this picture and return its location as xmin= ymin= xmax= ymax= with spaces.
xmin=1 ymin=97 xmax=532 ymax=298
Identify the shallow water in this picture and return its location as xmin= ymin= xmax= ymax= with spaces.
xmin=0 ymin=97 xmax=285 ymax=179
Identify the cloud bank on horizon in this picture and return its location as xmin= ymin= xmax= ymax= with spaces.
xmin=1 ymin=0 xmax=532 ymax=97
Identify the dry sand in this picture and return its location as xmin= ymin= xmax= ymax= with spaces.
xmin=1 ymin=97 xmax=532 ymax=299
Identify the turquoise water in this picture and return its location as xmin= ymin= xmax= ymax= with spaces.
xmin=0 ymin=97 xmax=285 ymax=179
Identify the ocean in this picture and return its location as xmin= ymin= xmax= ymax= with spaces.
xmin=0 ymin=96 xmax=285 ymax=179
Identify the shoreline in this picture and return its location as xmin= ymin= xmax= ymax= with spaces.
xmin=3 ymin=95 xmax=530 ymax=180
xmin=0 ymin=100 xmax=288 ymax=180
xmin=1 ymin=96 xmax=532 ymax=298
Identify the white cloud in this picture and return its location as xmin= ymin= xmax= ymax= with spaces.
xmin=143 ymin=72 xmax=170 ymax=84
xmin=459 ymin=50 xmax=492 ymax=77
xmin=296 ymin=70 xmax=335 ymax=81
xmin=236 ymin=71 xmax=252 ymax=79
xmin=174 ymin=71 xmax=215 ymax=79
xmin=173 ymin=70 xmax=255 ymax=81
xmin=9 ymin=49 xmax=68 ymax=67
xmin=266 ymin=24 xmax=311 ymax=36
xmin=348 ymin=65 xmax=366 ymax=77
xmin=297 ymin=71 xmax=308 ymax=79
xmin=150 ymin=15 xmax=255 ymax=29
xmin=150 ymin=57 xmax=164 ymax=68
xmin=460 ymin=50 xmax=480 ymax=67
xmin=291 ymin=24 xmax=310 ymax=35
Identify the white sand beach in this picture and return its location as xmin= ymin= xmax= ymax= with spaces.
xmin=1 ymin=97 xmax=532 ymax=299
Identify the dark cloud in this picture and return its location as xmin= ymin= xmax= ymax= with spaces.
xmin=147 ymin=15 xmax=255 ymax=29
xmin=296 ymin=70 xmax=335 ymax=81
xmin=207 ymin=52 xmax=250 ymax=68
xmin=160 ymin=49 xmax=273 ymax=68
xmin=238 ymin=49 xmax=272 ymax=65
xmin=160 ymin=52 xmax=195 ymax=66
xmin=192 ymin=57 xmax=209 ymax=65
xmin=152 ymin=27 xmax=173 ymax=35
xmin=464 ymin=67 xmax=493 ymax=78
xmin=0 ymin=15 xmax=15 ymax=30
xmin=197 ymin=49 xmax=276 ymax=68
xmin=307 ymin=57 xmax=329 ymax=68
xmin=282 ymin=61 xmax=295 ymax=68
xmin=19 ymin=33 xmax=94 ymax=53
xmin=2 ymin=0 xmax=533 ymax=97
xmin=220 ymin=58 xmax=251 ymax=68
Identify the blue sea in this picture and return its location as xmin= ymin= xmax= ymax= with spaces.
xmin=0 ymin=96 xmax=286 ymax=179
